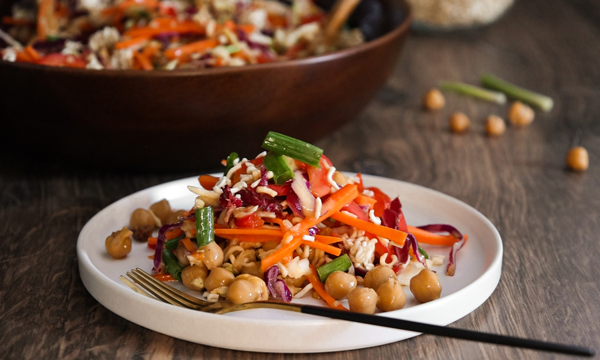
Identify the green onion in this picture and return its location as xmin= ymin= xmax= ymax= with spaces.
xmin=481 ymin=73 xmax=554 ymax=112
xmin=440 ymin=81 xmax=506 ymax=104
xmin=162 ymin=248 xmax=185 ymax=281
xmin=418 ymin=245 xmax=429 ymax=260
xmin=262 ymin=151 xmax=295 ymax=185
xmin=226 ymin=44 xmax=240 ymax=54
xmin=317 ymin=254 xmax=352 ymax=282
xmin=262 ymin=131 xmax=323 ymax=167
xmin=224 ymin=152 xmax=239 ymax=176
xmin=196 ymin=207 xmax=214 ymax=247
xmin=164 ymin=235 xmax=185 ymax=252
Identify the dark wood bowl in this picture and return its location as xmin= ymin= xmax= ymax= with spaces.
xmin=0 ymin=0 xmax=411 ymax=171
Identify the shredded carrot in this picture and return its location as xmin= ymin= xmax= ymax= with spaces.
xmin=224 ymin=20 xmax=236 ymax=31
xmin=190 ymin=252 xmax=204 ymax=261
xmin=198 ymin=174 xmax=219 ymax=189
xmin=301 ymin=240 xmax=341 ymax=256
xmin=166 ymin=228 xmax=184 ymax=240
xmin=307 ymin=265 xmax=347 ymax=310
xmin=164 ymin=38 xmax=218 ymax=60
xmin=37 ymin=0 xmax=53 ymax=40
xmin=330 ymin=211 xmax=408 ymax=246
xmin=2 ymin=16 xmax=35 ymax=26
xmin=180 ymin=237 xmax=196 ymax=252
xmin=15 ymin=50 xmax=34 ymax=63
xmin=142 ymin=42 xmax=161 ymax=58
xmin=115 ymin=36 xmax=149 ymax=49
xmin=314 ymin=235 xmax=342 ymax=245
xmin=152 ymin=274 xmax=175 ymax=281
xmin=148 ymin=237 xmax=158 ymax=249
xmin=236 ymin=24 xmax=255 ymax=34
xmin=260 ymin=236 xmax=303 ymax=271
xmin=214 ymin=228 xmax=283 ymax=237
xmin=133 ymin=51 xmax=153 ymax=70
xmin=407 ymin=226 xmax=465 ymax=246
xmin=216 ymin=234 xmax=282 ymax=242
xmin=354 ymin=194 xmax=377 ymax=209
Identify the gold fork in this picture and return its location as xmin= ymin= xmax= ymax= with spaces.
xmin=120 ymin=268 xmax=593 ymax=357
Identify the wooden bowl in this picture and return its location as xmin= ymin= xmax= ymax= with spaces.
xmin=0 ymin=0 xmax=411 ymax=171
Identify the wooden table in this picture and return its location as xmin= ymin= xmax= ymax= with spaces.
xmin=2 ymin=0 xmax=599 ymax=358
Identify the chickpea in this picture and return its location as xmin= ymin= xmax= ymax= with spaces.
xmin=241 ymin=262 xmax=263 ymax=279
xmin=410 ymin=269 xmax=442 ymax=303
xmin=226 ymin=274 xmax=269 ymax=305
xmin=181 ymin=264 xmax=208 ymax=291
xmin=167 ymin=210 xmax=185 ymax=225
xmin=508 ymin=101 xmax=534 ymax=127
xmin=485 ymin=115 xmax=506 ymax=137
xmin=129 ymin=208 xmax=156 ymax=242
xmin=149 ymin=199 xmax=172 ymax=225
xmin=261 ymin=241 xmax=279 ymax=252
xmin=204 ymin=267 xmax=235 ymax=291
xmin=376 ymin=279 xmax=406 ymax=312
xmin=566 ymin=146 xmax=589 ymax=172
xmin=423 ymin=88 xmax=445 ymax=111
xmin=347 ymin=287 xmax=378 ymax=314
xmin=333 ymin=171 xmax=349 ymax=187
xmin=449 ymin=112 xmax=470 ymax=133
xmin=175 ymin=242 xmax=192 ymax=266
xmin=105 ymin=227 xmax=133 ymax=259
xmin=199 ymin=241 xmax=224 ymax=270
xmin=324 ymin=271 xmax=357 ymax=300
xmin=363 ymin=265 xmax=396 ymax=291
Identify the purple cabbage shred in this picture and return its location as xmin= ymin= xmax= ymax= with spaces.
xmin=238 ymin=188 xmax=283 ymax=214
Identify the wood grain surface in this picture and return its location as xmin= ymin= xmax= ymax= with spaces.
xmin=1 ymin=0 xmax=600 ymax=359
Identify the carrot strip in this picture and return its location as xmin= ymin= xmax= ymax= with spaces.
xmin=301 ymin=240 xmax=341 ymax=256
xmin=216 ymin=234 xmax=282 ymax=242
xmin=330 ymin=211 xmax=407 ymax=246
xmin=407 ymin=225 xmax=464 ymax=246
xmin=198 ymin=174 xmax=219 ymax=189
xmin=152 ymin=274 xmax=175 ymax=281
xmin=214 ymin=228 xmax=283 ymax=237
xmin=148 ymin=237 xmax=158 ymax=249
xmin=180 ymin=237 xmax=196 ymax=252
xmin=307 ymin=265 xmax=347 ymax=310
xmin=142 ymin=43 xmax=160 ymax=58
xmin=25 ymin=46 xmax=40 ymax=61
xmin=314 ymin=235 xmax=342 ymax=245
xmin=37 ymin=0 xmax=53 ymax=40
xmin=166 ymin=228 xmax=184 ymax=240
xmin=115 ymin=36 xmax=149 ymax=49
xmin=164 ymin=38 xmax=219 ymax=60
xmin=260 ymin=236 xmax=303 ymax=271
xmin=236 ymin=24 xmax=255 ymax=34
xmin=354 ymin=194 xmax=376 ymax=209
xmin=2 ymin=16 xmax=35 ymax=26
xmin=133 ymin=51 xmax=153 ymax=70
xmin=15 ymin=50 xmax=34 ymax=63
xmin=190 ymin=252 xmax=203 ymax=261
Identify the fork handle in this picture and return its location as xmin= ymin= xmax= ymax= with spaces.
xmin=301 ymin=306 xmax=594 ymax=357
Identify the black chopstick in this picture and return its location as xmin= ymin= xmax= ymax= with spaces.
xmin=301 ymin=305 xmax=595 ymax=357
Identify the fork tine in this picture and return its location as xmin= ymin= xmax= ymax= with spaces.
xmin=126 ymin=271 xmax=186 ymax=307
xmin=132 ymin=268 xmax=212 ymax=306
xmin=126 ymin=271 xmax=198 ymax=309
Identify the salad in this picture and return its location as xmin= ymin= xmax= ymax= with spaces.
xmin=105 ymin=132 xmax=468 ymax=313
xmin=0 ymin=0 xmax=364 ymax=69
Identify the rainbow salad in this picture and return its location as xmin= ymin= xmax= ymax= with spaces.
xmin=0 ymin=0 xmax=365 ymax=69
xmin=105 ymin=132 xmax=467 ymax=312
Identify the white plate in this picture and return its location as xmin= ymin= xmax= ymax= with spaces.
xmin=77 ymin=174 xmax=502 ymax=353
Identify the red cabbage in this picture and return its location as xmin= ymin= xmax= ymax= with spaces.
xmin=238 ymin=188 xmax=283 ymax=214
xmin=152 ymin=212 xmax=196 ymax=272
xmin=393 ymin=234 xmax=428 ymax=269
xmin=285 ymin=189 xmax=304 ymax=218
xmin=258 ymin=166 xmax=269 ymax=186
xmin=273 ymin=280 xmax=293 ymax=302
xmin=265 ymin=265 xmax=279 ymax=298
xmin=416 ymin=224 xmax=465 ymax=276
xmin=219 ymin=185 xmax=242 ymax=209
xmin=382 ymin=197 xmax=408 ymax=232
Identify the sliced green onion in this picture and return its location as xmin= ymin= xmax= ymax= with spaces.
xmin=317 ymin=254 xmax=352 ymax=283
xmin=226 ymin=44 xmax=240 ymax=54
xmin=262 ymin=151 xmax=294 ymax=185
xmin=162 ymin=248 xmax=185 ymax=281
xmin=196 ymin=207 xmax=214 ymax=247
xmin=223 ymin=152 xmax=239 ymax=176
xmin=262 ymin=131 xmax=323 ymax=167
xmin=440 ymin=81 xmax=506 ymax=104
xmin=164 ymin=235 xmax=185 ymax=252
xmin=418 ymin=245 xmax=429 ymax=260
xmin=481 ymin=73 xmax=554 ymax=112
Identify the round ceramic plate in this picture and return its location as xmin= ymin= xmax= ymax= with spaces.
xmin=77 ymin=174 xmax=502 ymax=353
